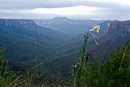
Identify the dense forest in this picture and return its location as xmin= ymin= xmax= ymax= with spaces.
xmin=0 ymin=36 xmax=130 ymax=87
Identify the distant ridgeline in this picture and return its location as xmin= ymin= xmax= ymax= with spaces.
xmin=34 ymin=17 xmax=104 ymax=34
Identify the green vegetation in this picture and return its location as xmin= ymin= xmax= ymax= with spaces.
xmin=1 ymin=32 xmax=130 ymax=87
xmin=0 ymin=19 xmax=130 ymax=87
xmin=0 ymin=46 xmax=71 ymax=87
xmin=73 ymin=31 xmax=130 ymax=87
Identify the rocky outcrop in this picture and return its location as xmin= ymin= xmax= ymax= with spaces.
xmin=89 ymin=20 xmax=130 ymax=61
xmin=106 ymin=21 xmax=130 ymax=38
xmin=0 ymin=19 xmax=36 ymax=27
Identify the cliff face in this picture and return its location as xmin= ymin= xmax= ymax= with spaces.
xmin=106 ymin=21 xmax=130 ymax=38
xmin=89 ymin=20 xmax=130 ymax=61
xmin=0 ymin=19 xmax=37 ymax=37
xmin=0 ymin=19 xmax=35 ymax=26
xmin=0 ymin=19 xmax=36 ymax=31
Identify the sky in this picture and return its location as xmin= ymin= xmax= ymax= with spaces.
xmin=0 ymin=0 xmax=130 ymax=20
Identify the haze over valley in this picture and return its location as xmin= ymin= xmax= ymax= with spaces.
xmin=0 ymin=0 xmax=130 ymax=87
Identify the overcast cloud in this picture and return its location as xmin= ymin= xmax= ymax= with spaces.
xmin=0 ymin=0 xmax=130 ymax=20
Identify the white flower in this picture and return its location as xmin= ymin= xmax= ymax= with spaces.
xmin=88 ymin=25 xmax=100 ymax=45
xmin=89 ymin=25 xmax=100 ymax=33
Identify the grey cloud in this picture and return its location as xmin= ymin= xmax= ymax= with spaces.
xmin=0 ymin=0 xmax=130 ymax=20
xmin=0 ymin=0 xmax=125 ymax=9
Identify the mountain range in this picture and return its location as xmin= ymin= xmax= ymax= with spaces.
xmin=0 ymin=18 xmax=130 ymax=77
xmin=34 ymin=17 xmax=104 ymax=34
